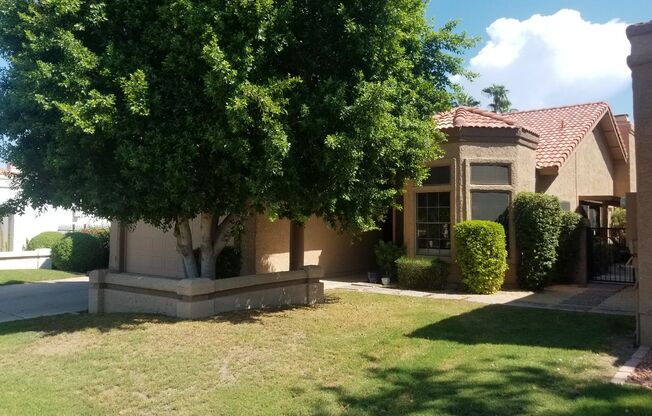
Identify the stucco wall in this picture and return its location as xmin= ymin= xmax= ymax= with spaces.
xmin=403 ymin=130 xmax=537 ymax=288
xmin=536 ymin=126 xmax=615 ymax=210
xmin=628 ymin=21 xmax=652 ymax=346
xmin=122 ymin=214 xmax=378 ymax=279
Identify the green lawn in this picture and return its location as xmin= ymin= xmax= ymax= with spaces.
xmin=0 ymin=291 xmax=650 ymax=415
xmin=0 ymin=269 xmax=83 ymax=286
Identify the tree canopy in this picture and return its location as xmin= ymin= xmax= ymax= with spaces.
xmin=0 ymin=0 xmax=475 ymax=277
xmin=482 ymin=84 xmax=514 ymax=113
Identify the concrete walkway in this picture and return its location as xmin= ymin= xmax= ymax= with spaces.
xmin=323 ymin=277 xmax=636 ymax=315
xmin=0 ymin=276 xmax=88 ymax=323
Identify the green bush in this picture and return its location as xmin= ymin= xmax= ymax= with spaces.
xmin=374 ymin=241 xmax=406 ymax=280
xmin=513 ymin=192 xmax=562 ymax=290
xmin=611 ymin=207 xmax=627 ymax=228
xmin=454 ymin=220 xmax=508 ymax=294
xmin=51 ymin=232 xmax=108 ymax=272
xmin=82 ymin=227 xmax=110 ymax=250
xmin=26 ymin=231 xmax=64 ymax=250
xmin=396 ymin=256 xmax=448 ymax=290
xmin=215 ymin=246 xmax=242 ymax=279
xmin=553 ymin=212 xmax=583 ymax=283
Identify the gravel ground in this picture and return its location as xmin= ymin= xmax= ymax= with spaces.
xmin=630 ymin=350 xmax=652 ymax=389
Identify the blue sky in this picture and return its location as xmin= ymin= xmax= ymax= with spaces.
xmin=427 ymin=0 xmax=652 ymax=116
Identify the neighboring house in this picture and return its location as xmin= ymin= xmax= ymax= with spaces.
xmin=113 ymin=101 xmax=635 ymax=286
xmin=0 ymin=166 xmax=108 ymax=252
xmin=397 ymin=102 xmax=636 ymax=286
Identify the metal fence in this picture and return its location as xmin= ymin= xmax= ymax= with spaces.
xmin=587 ymin=227 xmax=635 ymax=284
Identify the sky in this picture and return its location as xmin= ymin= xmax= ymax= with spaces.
xmin=427 ymin=0 xmax=652 ymax=116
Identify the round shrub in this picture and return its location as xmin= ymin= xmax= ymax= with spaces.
xmin=51 ymin=232 xmax=108 ymax=272
xmin=26 ymin=231 xmax=64 ymax=250
xmin=553 ymin=211 xmax=583 ymax=283
xmin=397 ymin=256 xmax=448 ymax=290
xmin=454 ymin=220 xmax=507 ymax=294
xmin=513 ymin=192 xmax=562 ymax=290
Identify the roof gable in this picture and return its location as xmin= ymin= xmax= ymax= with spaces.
xmin=436 ymin=102 xmax=628 ymax=171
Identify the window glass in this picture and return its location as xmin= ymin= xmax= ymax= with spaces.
xmin=471 ymin=164 xmax=510 ymax=185
xmin=416 ymin=192 xmax=451 ymax=255
xmin=471 ymin=192 xmax=510 ymax=248
xmin=423 ymin=166 xmax=450 ymax=186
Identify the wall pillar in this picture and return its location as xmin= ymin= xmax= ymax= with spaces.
xmin=108 ymin=221 xmax=126 ymax=272
xmin=628 ymin=22 xmax=652 ymax=346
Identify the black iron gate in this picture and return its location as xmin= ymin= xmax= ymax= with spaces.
xmin=587 ymin=227 xmax=635 ymax=284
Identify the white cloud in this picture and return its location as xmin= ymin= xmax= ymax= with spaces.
xmin=459 ymin=9 xmax=631 ymax=110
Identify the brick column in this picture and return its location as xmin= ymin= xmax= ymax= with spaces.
xmin=628 ymin=21 xmax=652 ymax=346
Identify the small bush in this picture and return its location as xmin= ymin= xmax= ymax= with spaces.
xmin=51 ymin=232 xmax=108 ymax=272
xmin=513 ymin=192 xmax=562 ymax=290
xmin=553 ymin=212 xmax=583 ymax=283
xmin=216 ymin=246 xmax=241 ymax=279
xmin=81 ymin=227 xmax=110 ymax=250
xmin=374 ymin=241 xmax=406 ymax=280
xmin=26 ymin=231 xmax=64 ymax=250
xmin=454 ymin=220 xmax=507 ymax=294
xmin=396 ymin=256 xmax=448 ymax=290
xmin=611 ymin=207 xmax=627 ymax=228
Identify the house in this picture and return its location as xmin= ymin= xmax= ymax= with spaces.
xmin=111 ymin=101 xmax=635 ymax=288
xmin=397 ymin=102 xmax=636 ymax=286
xmin=0 ymin=165 xmax=108 ymax=252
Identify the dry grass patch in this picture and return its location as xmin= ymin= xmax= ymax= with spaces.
xmin=0 ymin=291 xmax=651 ymax=415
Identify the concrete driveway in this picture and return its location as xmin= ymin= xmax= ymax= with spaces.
xmin=0 ymin=276 xmax=88 ymax=323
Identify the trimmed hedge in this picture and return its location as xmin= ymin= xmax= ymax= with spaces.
xmin=513 ymin=192 xmax=562 ymax=290
xmin=553 ymin=211 xmax=583 ymax=283
xmin=396 ymin=256 xmax=448 ymax=290
xmin=454 ymin=220 xmax=507 ymax=294
xmin=374 ymin=241 xmax=406 ymax=280
xmin=26 ymin=231 xmax=64 ymax=250
xmin=51 ymin=232 xmax=108 ymax=272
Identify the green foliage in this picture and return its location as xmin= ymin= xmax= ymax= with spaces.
xmin=81 ymin=227 xmax=110 ymax=250
xmin=0 ymin=0 xmax=475 ymax=241
xmin=481 ymin=84 xmax=513 ymax=113
xmin=396 ymin=256 xmax=448 ymax=290
xmin=513 ymin=193 xmax=562 ymax=290
xmin=215 ymin=246 xmax=241 ymax=279
xmin=374 ymin=241 xmax=406 ymax=279
xmin=611 ymin=207 xmax=627 ymax=228
xmin=553 ymin=212 xmax=583 ymax=283
xmin=51 ymin=232 xmax=108 ymax=272
xmin=26 ymin=231 xmax=64 ymax=250
xmin=454 ymin=220 xmax=507 ymax=294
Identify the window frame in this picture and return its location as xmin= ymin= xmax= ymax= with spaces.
xmin=470 ymin=163 xmax=511 ymax=185
xmin=415 ymin=190 xmax=452 ymax=256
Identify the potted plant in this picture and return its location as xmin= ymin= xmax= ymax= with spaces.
xmin=367 ymin=271 xmax=380 ymax=284
xmin=374 ymin=241 xmax=405 ymax=286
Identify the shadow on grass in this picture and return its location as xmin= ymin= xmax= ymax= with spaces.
xmin=0 ymin=294 xmax=342 ymax=336
xmin=408 ymin=304 xmax=637 ymax=358
xmin=320 ymin=357 xmax=652 ymax=416
xmin=0 ymin=280 xmax=27 ymax=286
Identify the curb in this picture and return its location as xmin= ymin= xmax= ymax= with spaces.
xmin=611 ymin=346 xmax=650 ymax=385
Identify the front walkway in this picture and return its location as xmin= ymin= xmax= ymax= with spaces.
xmin=323 ymin=276 xmax=635 ymax=315
xmin=0 ymin=276 xmax=88 ymax=323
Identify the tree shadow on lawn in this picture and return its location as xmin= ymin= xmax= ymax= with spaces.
xmin=408 ymin=304 xmax=637 ymax=360
xmin=0 ymin=294 xmax=342 ymax=336
xmin=320 ymin=357 xmax=652 ymax=416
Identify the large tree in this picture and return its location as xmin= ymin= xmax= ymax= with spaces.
xmin=482 ymin=84 xmax=513 ymax=113
xmin=0 ymin=0 xmax=474 ymax=278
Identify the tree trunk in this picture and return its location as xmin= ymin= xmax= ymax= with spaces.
xmin=174 ymin=218 xmax=199 ymax=278
xmin=200 ymin=213 xmax=217 ymax=278
xmin=289 ymin=220 xmax=305 ymax=271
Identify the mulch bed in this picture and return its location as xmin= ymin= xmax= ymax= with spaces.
xmin=629 ymin=349 xmax=652 ymax=389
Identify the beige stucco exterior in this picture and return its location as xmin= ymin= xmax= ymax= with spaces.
xmin=116 ymin=214 xmax=379 ymax=279
xmin=628 ymin=21 xmax=652 ymax=346
xmin=403 ymin=127 xmax=538 ymax=287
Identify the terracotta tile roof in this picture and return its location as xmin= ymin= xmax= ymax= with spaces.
xmin=435 ymin=107 xmax=538 ymax=135
xmin=436 ymin=102 xmax=626 ymax=170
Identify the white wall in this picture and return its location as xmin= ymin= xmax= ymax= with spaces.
xmin=0 ymin=174 xmax=108 ymax=252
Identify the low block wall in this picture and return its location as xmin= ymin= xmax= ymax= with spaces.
xmin=89 ymin=266 xmax=325 ymax=319
xmin=0 ymin=249 xmax=52 ymax=270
